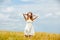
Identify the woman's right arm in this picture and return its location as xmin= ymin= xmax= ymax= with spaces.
xmin=23 ymin=14 xmax=27 ymax=20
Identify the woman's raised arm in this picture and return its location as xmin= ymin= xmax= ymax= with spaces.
xmin=33 ymin=15 xmax=38 ymax=20
xmin=23 ymin=14 xmax=27 ymax=20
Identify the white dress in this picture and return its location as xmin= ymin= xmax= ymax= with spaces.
xmin=24 ymin=19 xmax=35 ymax=36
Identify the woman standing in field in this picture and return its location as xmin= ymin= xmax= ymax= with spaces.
xmin=23 ymin=12 xmax=38 ymax=38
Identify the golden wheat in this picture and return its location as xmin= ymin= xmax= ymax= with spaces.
xmin=0 ymin=31 xmax=60 ymax=40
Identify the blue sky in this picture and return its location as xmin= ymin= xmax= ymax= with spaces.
xmin=0 ymin=0 xmax=60 ymax=33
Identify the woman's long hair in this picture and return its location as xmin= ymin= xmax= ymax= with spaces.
xmin=27 ymin=12 xmax=33 ymax=21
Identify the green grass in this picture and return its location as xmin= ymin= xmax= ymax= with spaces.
xmin=0 ymin=31 xmax=60 ymax=40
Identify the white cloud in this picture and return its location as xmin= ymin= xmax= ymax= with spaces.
xmin=40 ymin=12 xmax=59 ymax=19
xmin=4 ymin=0 xmax=11 ymax=2
xmin=1 ymin=7 xmax=15 ymax=12
xmin=20 ymin=0 xmax=41 ymax=3
xmin=39 ymin=13 xmax=53 ymax=19
xmin=45 ymin=13 xmax=53 ymax=17
xmin=0 ymin=13 xmax=10 ymax=21
xmin=0 ymin=13 xmax=9 ymax=19
xmin=20 ymin=0 xmax=32 ymax=2
xmin=45 ymin=13 xmax=59 ymax=18
xmin=2 ymin=0 xmax=12 ymax=4
xmin=55 ymin=12 xmax=60 ymax=16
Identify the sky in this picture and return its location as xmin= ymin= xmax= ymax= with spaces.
xmin=0 ymin=0 xmax=60 ymax=33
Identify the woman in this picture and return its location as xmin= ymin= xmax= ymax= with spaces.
xmin=23 ymin=12 xmax=38 ymax=38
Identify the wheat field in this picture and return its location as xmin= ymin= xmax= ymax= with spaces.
xmin=0 ymin=31 xmax=60 ymax=40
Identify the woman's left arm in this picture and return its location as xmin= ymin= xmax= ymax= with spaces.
xmin=33 ymin=15 xmax=38 ymax=20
